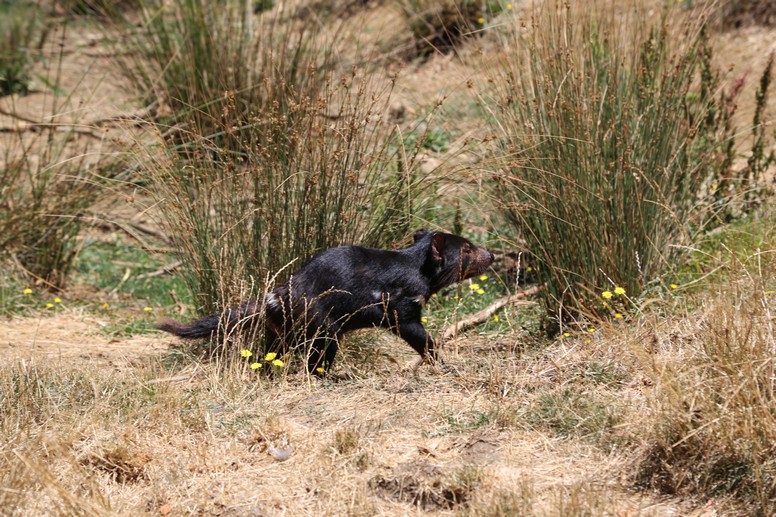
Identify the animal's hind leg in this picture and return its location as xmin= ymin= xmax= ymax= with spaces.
xmin=306 ymin=336 xmax=339 ymax=374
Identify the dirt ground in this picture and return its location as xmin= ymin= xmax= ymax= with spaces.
xmin=0 ymin=311 xmax=166 ymax=366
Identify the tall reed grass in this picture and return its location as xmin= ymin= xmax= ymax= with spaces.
xmin=487 ymin=2 xmax=731 ymax=325
xmin=0 ymin=130 xmax=106 ymax=289
xmin=117 ymin=0 xmax=330 ymax=154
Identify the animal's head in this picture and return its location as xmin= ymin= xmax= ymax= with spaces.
xmin=416 ymin=230 xmax=495 ymax=292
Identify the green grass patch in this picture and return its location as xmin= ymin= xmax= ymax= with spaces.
xmin=426 ymin=409 xmax=493 ymax=437
xmin=524 ymin=388 xmax=620 ymax=443
xmin=423 ymin=272 xmax=542 ymax=337
xmin=673 ymin=212 xmax=776 ymax=294
xmin=73 ymin=237 xmax=192 ymax=310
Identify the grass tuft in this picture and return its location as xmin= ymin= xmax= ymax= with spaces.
xmin=631 ymin=264 xmax=775 ymax=512
xmin=486 ymin=2 xmax=736 ymax=326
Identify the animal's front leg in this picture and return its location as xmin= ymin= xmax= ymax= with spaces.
xmin=396 ymin=321 xmax=438 ymax=363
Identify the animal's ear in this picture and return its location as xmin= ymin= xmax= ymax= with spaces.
xmin=430 ymin=232 xmax=446 ymax=262
xmin=413 ymin=229 xmax=430 ymax=242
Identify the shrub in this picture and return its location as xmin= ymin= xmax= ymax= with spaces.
xmin=486 ymin=2 xmax=732 ymax=325
xmin=0 ymin=1 xmax=48 ymax=96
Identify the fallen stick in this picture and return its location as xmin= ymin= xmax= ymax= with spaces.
xmin=136 ymin=260 xmax=183 ymax=279
xmin=441 ymin=285 xmax=543 ymax=341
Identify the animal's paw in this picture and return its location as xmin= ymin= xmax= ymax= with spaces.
xmin=423 ymin=352 xmax=443 ymax=366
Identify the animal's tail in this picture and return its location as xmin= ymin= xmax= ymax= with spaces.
xmin=158 ymin=302 xmax=262 ymax=339
xmin=157 ymin=314 xmax=221 ymax=339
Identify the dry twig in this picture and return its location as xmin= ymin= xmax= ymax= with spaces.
xmin=441 ymin=285 xmax=543 ymax=340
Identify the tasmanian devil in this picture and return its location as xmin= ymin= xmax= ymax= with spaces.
xmin=158 ymin=229 xmax=494 ymax=373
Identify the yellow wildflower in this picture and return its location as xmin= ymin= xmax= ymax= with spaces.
xmin=241 ymin=349 xmax=252 ymax=358
xmin=493 ymin=315 xmax=499 ymax=322
xmin=23 ymin=288 xmax=33 ymax=295
xmin=526 ymin=266 xmax=533 ymax=272
xmin=614 ymin=286 xmax=626 ymax=296
xmin=563 ymin=332 xmax=570 ymax=337
xmin=601 ymin=291 xmax=613 ymax=299
xmin=272 ymin=359 xmax=285 ymax=367
xmin=506 ymin=3 xmax=513 ymax=9
xmin=46 ymin=303 xmax=54 ymax=309
xmin=421 ymin=317 xmax=428 ymax=323
xmin=469 ymin=283 xmax=480 ymax=290
xmin=264 ymin=352 xmax=277 ymax=361
xmin=670 ymin=283 xmax=678 ymax=289
xmin=250 ymin=362 xmax=261 ymax=370
xmin=143 ymin=306 xmax=153 ymax=312
xmin=54 ymin=297 xmax=62 ymax=304
xmin=614 ymin=313 xmax=623 ymax=319
xmin=479 ymin=275 xmax=488 ymax=281
xmin=477 ymin=17 xmax=484 ymax=23
xmin=476 ymin=289 xmax=485 ymax=295
xmin=316 ymin=367 xmax=325 ymax=374
xmin=588 ymin=327 xmax=595 ymax=333
xmin=101 ymin=302 xmax=109 ymax=310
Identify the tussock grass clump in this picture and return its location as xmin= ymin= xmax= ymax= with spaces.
xmin=487 ymin=2 xmax=732 ymax=324
xmin=0 ymin=1 xmax=48 ymax=96
xmin=632 ymin=269 xmax=775 ymax=512
xmin=139 ymin=70 xmax=432 ymax=318
xmin=126 ymin=4 xmax=435 ymax=329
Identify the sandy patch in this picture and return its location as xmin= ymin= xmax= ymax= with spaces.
xmin=0 ymin=312 xmax=168 ymax=366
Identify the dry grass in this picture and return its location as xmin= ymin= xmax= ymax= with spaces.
xmin=629 ymin=268 xmax=775 ymax=514
xmin=2 ymin=299 xmax=760 ymax=515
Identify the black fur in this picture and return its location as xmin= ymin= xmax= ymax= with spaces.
xmin=158 ymin=229 xmax=494 ymax=373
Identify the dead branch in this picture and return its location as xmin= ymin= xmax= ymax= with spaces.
xmin=441 ymin=285 xmax=543 ymax=341
xmin=136 ymin=260 xmax=182 ymax=279
xmin=0 ymin=123 xmax=112 ymax=141
xmin=0 ymin=102 xmax=156 ymax=136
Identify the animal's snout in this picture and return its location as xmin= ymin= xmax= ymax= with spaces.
xmin=478 ymin=247 xmax=495 ymax=267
